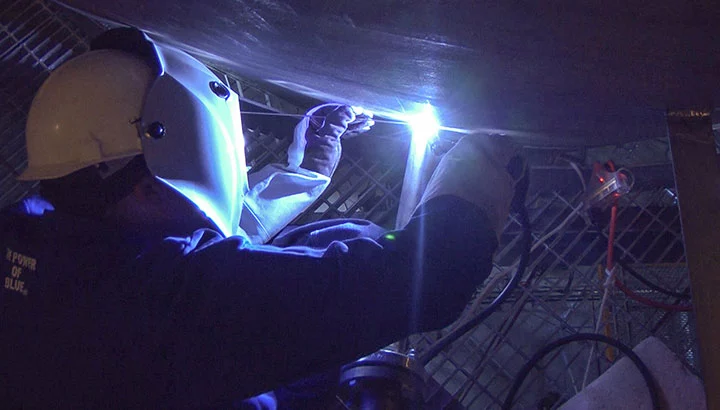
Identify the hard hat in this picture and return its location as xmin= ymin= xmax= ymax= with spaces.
xmin=21 ymin=28 xmax=247 ymax=237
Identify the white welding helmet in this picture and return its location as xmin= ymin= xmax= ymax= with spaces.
xmin=21 ymin=28 xmax=247 ymax=237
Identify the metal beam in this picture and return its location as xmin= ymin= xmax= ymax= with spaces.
xmin=667 ymin=108 xmax=720 ymax=408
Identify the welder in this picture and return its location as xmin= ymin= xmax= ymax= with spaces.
xmin=0 ymin=27 xmax=518 ymax=408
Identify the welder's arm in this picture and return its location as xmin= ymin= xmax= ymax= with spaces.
xmin=160 ymin=195 xmax=497 ymax=407
xmin=240 ymin=164 xmax=330 ymax=244
xmin=151 ymin=135 xmax=516 ymax=407
xmin=239 ymin=104 xmax=374 ymax=244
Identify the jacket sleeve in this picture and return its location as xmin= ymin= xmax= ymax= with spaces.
xmin=240 ymin=163 xmax=330 ymax=244
xmin=144 ymin=195 xmax=497 ymax=406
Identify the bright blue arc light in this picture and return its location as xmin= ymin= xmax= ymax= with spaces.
xmin=408 ymin=103 xmax=440 ymax=146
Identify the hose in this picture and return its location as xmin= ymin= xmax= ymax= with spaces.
xmin=502 ymin=333 xmax=661 ymax=410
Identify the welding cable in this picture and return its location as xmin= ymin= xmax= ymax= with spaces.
xmin=462 ymin=200 xmax=584 ymax=322
xmin=531 ymin=202 xmax=584 ymax=258
xmin=649 ymin=286 xmax=694 ymax=336
xmin=616 ymin=259 xmax=691 ymax=300
xmin=569 ymin=161 xmax=587 ymax=192
xmin=591 ymin=235 xmax=693 ymax=308
xmin=557 ymin=157 xmax=587 ymax=193
xmin=614 ymin=279 xmax=692 ymax=312
xmin=418 ymin=159 xmax=531 ymax=366
xmin=452 ymin=264 xmax=549 ymax=405
xmin=502 ymin=333 xmax=661 ymax=410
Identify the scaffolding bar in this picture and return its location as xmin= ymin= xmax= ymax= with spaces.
xmin=667 ymin=108 xmax=719 ymax=409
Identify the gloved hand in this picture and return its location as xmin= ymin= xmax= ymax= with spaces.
xmin=287 ymin=104 xmax=374 ymax=177
xmin=418 ymin=134 xmax=521 ymax=239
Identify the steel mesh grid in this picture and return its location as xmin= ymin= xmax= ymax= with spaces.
xmin=416 ymin=182 xmax=697 ymax=409
xmin=0 ymin=0 xmax=91 ymax=208
xmin=303 ymin=149 xmax=404 ymax=225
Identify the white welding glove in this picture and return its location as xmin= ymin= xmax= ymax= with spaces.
xmin=418 ymin=134 xmax=519 ymax=240
xmin=240 ymin=104 xmax=374 ymax=244
xmin=287 ymin=103 xmax=374 ymax=177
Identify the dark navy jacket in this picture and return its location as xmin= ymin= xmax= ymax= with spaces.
xmin=0 ymin=195 xmax=496 ymax=408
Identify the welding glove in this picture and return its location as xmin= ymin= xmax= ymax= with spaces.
xmin=418 ymin=134 xmax=520 ymax=240
xmin=240 ymin=104 xmax=373 ymax=244
xmin=287 ymin=104 xmax=374 ymax=177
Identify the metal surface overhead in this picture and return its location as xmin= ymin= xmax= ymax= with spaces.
xmin=58 ymin=0 xmax=719 ymax=145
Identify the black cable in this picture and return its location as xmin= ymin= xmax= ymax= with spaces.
xmin=616 ymin=258 xmax=690 ymax=300
xmin=586 ymin=220 xmax=691 ymax=301
xmin=502 ymin=333 xmax=661 ymax=410
xmin=590 ymin=222 xmax=690 ymax=301
xmin=455 ymin=264 xmax=549 ymax=404
xmin=419 ymin=158 xmax=532 ymax=365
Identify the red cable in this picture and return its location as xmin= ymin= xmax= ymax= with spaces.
xmin=606 ymin=161 xmax=619 ymax=274
xmin=614 ymin=278 xmax=693 ymax=312
xmin=605 ymin=161 xmax=692 ymax=313
xmin=606 ymin=202 xmax=618 ymax=273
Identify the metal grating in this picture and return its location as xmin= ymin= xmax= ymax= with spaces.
xmin=297 ymin=143 xmax=405 ymax=226
xmin=413 ymin=183 xmax=697 ymax=409
xmin=0 ymin=0 xmax=91 ymax=208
